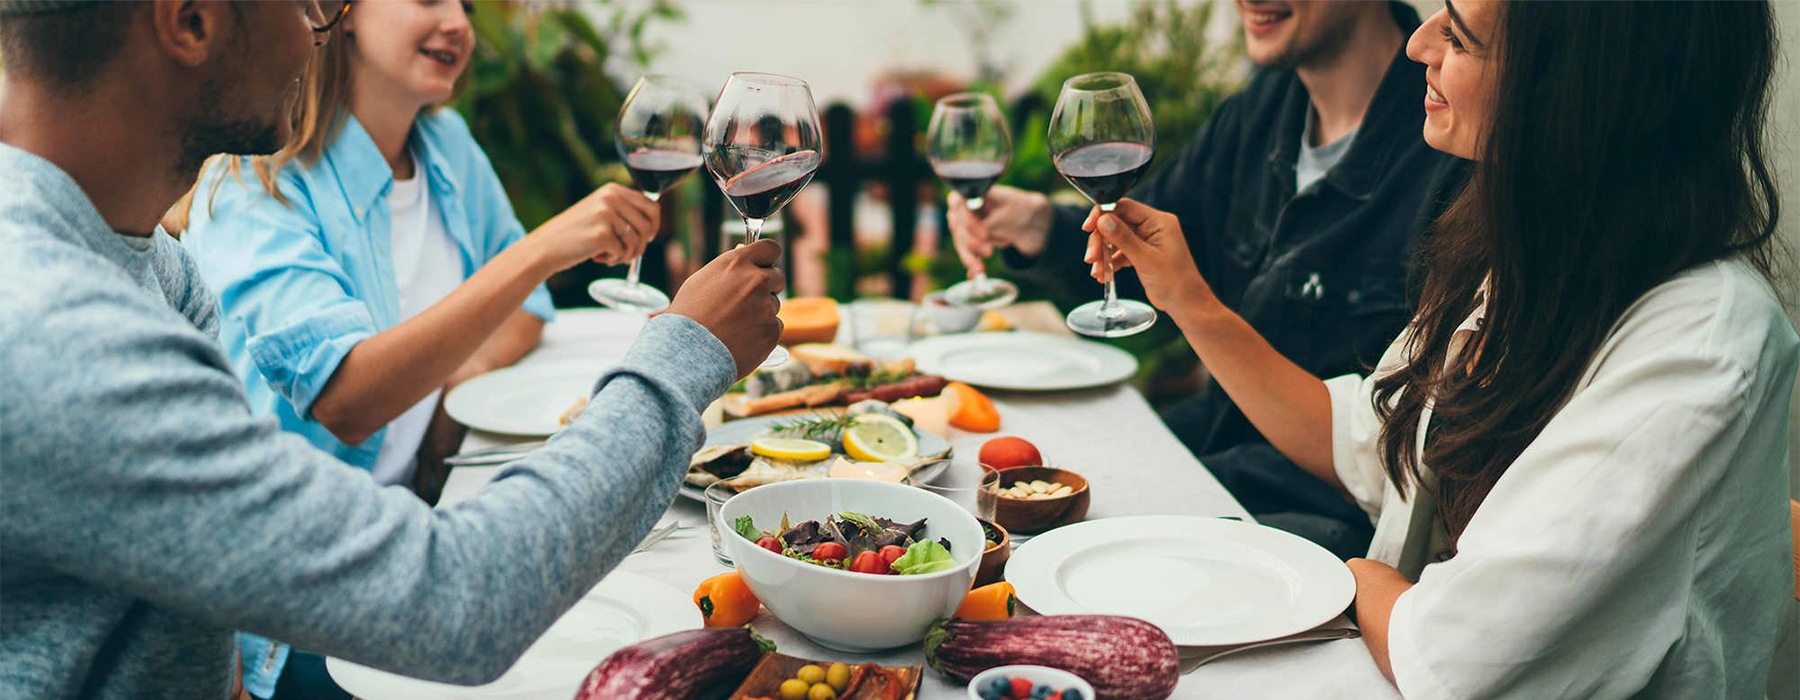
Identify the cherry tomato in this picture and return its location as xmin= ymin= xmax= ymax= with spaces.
xmin=848 ymin=550 xmax=890 ymax=575
xmin=1009 ymin=677 xmax=1034 ymax=699
xmin=812 ymin=542 xmax=848 ymax=564
xmin=878 ymin=545 xmax=906 ymax=568
xmin=755 ymin=536 xmax=783 ymax=553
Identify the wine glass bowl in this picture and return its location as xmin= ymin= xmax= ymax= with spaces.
xmin=590 ymin=75 xmax=709 ymax=314
xmin=928 ymin=92 xmax=1020 ymax=310
xmin=1049 ymin=72 xmax=1158 ymax=338
xmin=704 ymin=72 xmax=824 ymax=368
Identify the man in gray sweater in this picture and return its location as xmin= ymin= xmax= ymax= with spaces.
xmin=0 ymin=2 xmax=784 ymax=698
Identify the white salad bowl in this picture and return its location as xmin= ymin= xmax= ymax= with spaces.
xmin=719 ymin=479 xmax=984 ymax=652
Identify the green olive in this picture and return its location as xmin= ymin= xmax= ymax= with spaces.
xmin=778 ymin=678 xmax=810 ymax=700
xmin=808 ymin=683 xmax=839 ymax=700
xmin=825 ymin=663 xmax=851 ymax=691
xmin=795 ymin=664 xmax=826 ymax=685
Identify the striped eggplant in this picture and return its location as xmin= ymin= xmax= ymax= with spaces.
xmin=574 ymin=626 xmax=773 ymax=700
xmin=924 ymin=616 xmax=1179 ymax=700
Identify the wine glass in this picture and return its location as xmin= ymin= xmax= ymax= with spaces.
xmin=589 ymin=75 xmax=710 ymax=314
xmin=928 ymin=92 xmax=1019 ymax=310
xmin=1049 ymin=72 xmax=1158 ymax=338
xmin=704 ymin=71 xmax=824 ymax=368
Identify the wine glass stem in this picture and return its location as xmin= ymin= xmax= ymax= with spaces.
xmin=625 ymin=190 xmax=660 ymax=286
xmin=1098 ymin=201 xmax=1118 ymax=315
xmin=745 ymin=217 xmax=765 ymax=243
xmin=965 ymin=197 xmax=989 ymax=293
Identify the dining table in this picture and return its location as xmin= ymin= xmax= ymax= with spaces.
xmin=348 ymin=305 xmax=1401 ymax=700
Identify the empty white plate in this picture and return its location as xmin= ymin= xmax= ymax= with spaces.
xmin=906 ymin=332 xmax=1137 ymax=391
xmin=327 ymin=571 xmax=696 ymax=700
xmin=444 ymin=362 xmax=609 ymax=436
xmin=1005 ymin=516 xmax=1354 ymax=646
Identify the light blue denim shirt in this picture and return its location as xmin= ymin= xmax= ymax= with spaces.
xmin=183 ymin=109 xmax=554 ymax=471
xmin=180 ymin=110 xmax=555 ymax=696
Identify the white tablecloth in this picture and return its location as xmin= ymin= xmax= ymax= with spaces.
xmin=429 ymin=309 xmax=1399 ymax=699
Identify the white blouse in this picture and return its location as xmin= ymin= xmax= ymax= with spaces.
xmin=1326 ymin=259 xmax=1798 ymax=699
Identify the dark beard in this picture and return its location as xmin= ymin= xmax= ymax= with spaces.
xmin=1259 ymin=18 xmax=1359 ymax=71
xmin=176 ymin=80 xmax=283 ymax=177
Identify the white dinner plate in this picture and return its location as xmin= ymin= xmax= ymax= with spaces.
xmin=444 ymin=362 xmax=611 ymax=436
xmin=327 ymin=570 xmax=696 ymax=700
xmin=678 ymin=413 xmax=952 ymax=501
xmin=906 ymin=332 xmax=1137 ymax=391
xmin=1005 ymin=516 xmax=1354 ymax=647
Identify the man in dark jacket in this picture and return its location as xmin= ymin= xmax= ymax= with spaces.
xmin=950 ymin=0 xmax=1467 ymax=558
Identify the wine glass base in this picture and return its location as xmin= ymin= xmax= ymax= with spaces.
xmin=944 ymin=278 xmax=1020 ymax=310
xmin=758 ymin=345 xmax=792 ymax=369
xmin=1065 ymin=299 xmax=1157 ymax=338
xmin=588 ymin=278 xmax=671 ymax=315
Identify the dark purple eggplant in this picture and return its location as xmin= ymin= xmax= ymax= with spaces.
xmin=573 ymin=626 xmax=772 ymax=700
xmin=924 ymin=615 xmax=1178 ymax=700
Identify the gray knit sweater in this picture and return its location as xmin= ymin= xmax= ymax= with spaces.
xmin=0 ymin=143 xmax=734 ymax=699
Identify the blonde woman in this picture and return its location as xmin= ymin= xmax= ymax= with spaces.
xmin=174 ymin=2 xmax=656 ymax=696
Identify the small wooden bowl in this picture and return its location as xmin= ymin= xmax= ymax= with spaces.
xmin=975 ymin=519 xmax=1011 ymax=587
xmin=730 ymin=652 xmax=921 ymax=699
xmin=989 ymin=466 xmax=1089 ymax=535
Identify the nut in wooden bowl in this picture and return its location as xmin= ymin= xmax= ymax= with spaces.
xmin=987 ymin=466 xmax=1090 ymax=535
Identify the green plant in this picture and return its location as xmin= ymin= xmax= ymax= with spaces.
xmin=1012 ymin=0 xmax=1244 ymax=193
xmin=453 ymin=0 xmax=684 ymax=303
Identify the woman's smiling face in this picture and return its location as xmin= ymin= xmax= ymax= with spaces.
xmin=1407 ymin=0 xmax=1501 ymax=160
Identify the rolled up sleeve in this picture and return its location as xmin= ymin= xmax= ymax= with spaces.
xmin=182 ymin=166 xmax=378 ymax=418
xmin=1326 ymin=371 xmax=1388 ymax=517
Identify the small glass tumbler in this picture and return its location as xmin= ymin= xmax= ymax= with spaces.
xmin=704 ymin=481 xmax=738 ymax=567
xmin=915 ymin=469 xmax=1002 ymax=522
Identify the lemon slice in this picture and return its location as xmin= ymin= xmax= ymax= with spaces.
xmin=841 ymin=414 xmax=919 ymax=463
xmin=749 ymin=437 xmax=832 ymax=462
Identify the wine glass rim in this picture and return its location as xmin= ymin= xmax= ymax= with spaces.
xmin=727 ymin=71 xmax=810 ymax=87
xmin=938 ymin=91 xmax=1002 ymax=108
xmin=1062 ymin=71 xmax=1139 ymax=91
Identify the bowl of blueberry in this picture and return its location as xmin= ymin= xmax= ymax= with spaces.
xmin=968 ymin=665 xmax=1093 ymax=700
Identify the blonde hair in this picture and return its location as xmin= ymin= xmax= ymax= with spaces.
xmin=163 ymin=29 xmax=355 ymax=236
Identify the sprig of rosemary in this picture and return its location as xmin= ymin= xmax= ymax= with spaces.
xmin=765 ymin=413 xmax=855 ymax=442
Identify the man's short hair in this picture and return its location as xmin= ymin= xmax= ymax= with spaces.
xmin=0 ymin=1 xmax=140 ymax=90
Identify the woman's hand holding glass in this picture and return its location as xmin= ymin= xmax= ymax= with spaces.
xmin=528 ymin=182 xmax=660 ymax=271
xmin=1082 ymin=198 xmax=1220 ymax=318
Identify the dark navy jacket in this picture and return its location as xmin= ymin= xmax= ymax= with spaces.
xmin=1010 ymin=2 xmax=1469 ymax=517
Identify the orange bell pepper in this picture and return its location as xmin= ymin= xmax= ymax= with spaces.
xmin=945 ymin=382 xmax=1001 ymax=433
xmin=954 ymin=581 xmax=1017 ymax=621
xmin=694 ymin=571 xmax=761 ymax=627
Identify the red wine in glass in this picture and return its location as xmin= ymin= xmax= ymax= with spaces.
xmin=1050 ymin=72 xmax=1158 ymax=338
xmin=933 ymin=160 xmax=1007 ymax=202
xmin=719 ymin=149 xmax=821 ymax=220
xmin=623 ymin=148 xmax=705 ymax=197
xmin=704 ymin=71 xmax=825 ymax=368
xmin=927 ymin=92 xmax=1019 ymax=309
xmin=594 ymin=75 xmax=709 ymax=314
xmin=1054 ymin=141 xmax=1153 ymax=206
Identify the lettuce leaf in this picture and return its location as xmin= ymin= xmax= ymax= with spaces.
xmin=892 ymin=539 xmax=958 ymax=575
xmin=734 ymin=515 xmax=760 ymax=541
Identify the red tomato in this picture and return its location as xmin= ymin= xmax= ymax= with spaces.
xmin=848 ymin=550 xmax=889 ymax=575
xmin=811 ymin=542 xmax=848 ymax=564
xmin=879 ymin=545 xmax=906 ymax=568
xmin=755 ymin=536 xmax=782 ymax=554
xmin=1009 ymin=677 xmax=1034 ymax=699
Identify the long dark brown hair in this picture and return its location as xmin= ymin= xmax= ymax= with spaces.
xmin=1374 ymin=1 xmax=1784 ymax=541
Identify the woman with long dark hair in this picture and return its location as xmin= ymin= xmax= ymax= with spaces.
xmin=1089 ymin=0 xmax=1795 ymax=695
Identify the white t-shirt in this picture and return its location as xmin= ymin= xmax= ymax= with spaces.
xmin=1327 ymin=258 xmax=1797 ymax=698
xmin=370 ymin=171 xmax=465 ymax=487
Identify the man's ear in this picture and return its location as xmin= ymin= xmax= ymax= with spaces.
xmin=148 ymin=0 xmax=231 ymax=68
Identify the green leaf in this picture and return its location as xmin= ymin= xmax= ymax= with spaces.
xmin=734 ymin=515 xmax=760 ymax=541
xmin=836 ymin=511 xmax=883 ymax=536
xmin=892 ymin=540 xmax=958 ymax=575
